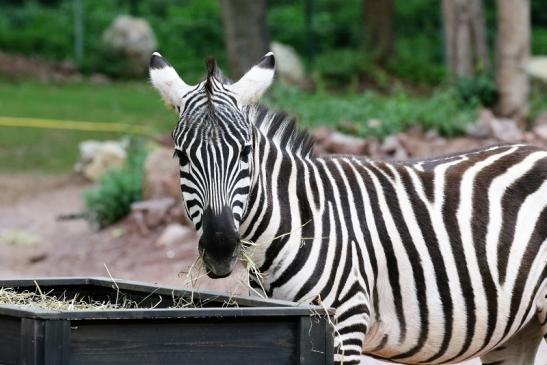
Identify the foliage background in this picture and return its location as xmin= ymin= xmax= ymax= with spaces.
xmin=1 ymin=0 xmax=546 ymax=83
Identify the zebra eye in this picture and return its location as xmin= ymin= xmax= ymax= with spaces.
xmin=241 ymin=145 xmax=251 ymax=158
xmin=174 ymin=149 xmax=188 ymax=165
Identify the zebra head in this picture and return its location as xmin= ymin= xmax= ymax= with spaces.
xmin=149 ymin=52 xmax=275 ymax=278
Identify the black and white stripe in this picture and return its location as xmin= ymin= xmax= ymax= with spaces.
xmin=150 ymin=52 xmax=547 ymax=365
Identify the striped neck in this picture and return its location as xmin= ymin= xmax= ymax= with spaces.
xmin=238 ymin=105 xmax=321 ymax=300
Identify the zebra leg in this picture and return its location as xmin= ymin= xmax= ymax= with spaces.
xmin=334 ymin=331 xmax=366 ymax=365
xmin=539 ymin=292 xmax=547 ymax=342
xmin=479 ymin=320 xmax=543 ymax=365
xmin=333 ymin=302 xmax=370 ymax=365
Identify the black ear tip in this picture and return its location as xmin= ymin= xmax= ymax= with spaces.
xmin=258 ymin=52 xmax=275 ymax=69
xmin=150 ymin=52 xmax=169 ymax=69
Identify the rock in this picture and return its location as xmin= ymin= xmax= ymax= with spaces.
xmin=525 ymin=56 xmax=547 ymax=83
xmin=101 ymin=15 xmax=157 ymax=76
xmin=381 ymin=135 xmax=409 ymax=160
xmin=131 ymin=198 xmax=177 ymax=233
xmin=89 ymin=73 xmax=111 ymax=84
xmin=467 ymin=109 xmax=494 ymax=138
xmin=425 ymin=129 xmax=440 ymax=141
xmin=533 ymin=112 xmax=547 ymax=141
xmin=270 ymin=41 xmax=311 ymax=89
xmin=325 ymin=131 xmax=368 ymax=155
xmin=489 ymin=118 xmax=523 ymax=143
xmin=143 ymin=147 xmax=181 ymax=201
xmin=533 ymin=124 xmax=547 ymax=141
xmin=75 ymin=140 xmax=127 ymax=181
xmin=523 ymin=131 xmax=538 ymax=143
xmin=312 ymin=127 xmax=330 ymax=143
xmin=367 ymin=119 xmax=381 ymax=129
xmin=467 ymin=109 xmax=523 ymax=143
xmin=0 ymin=229 xmax=43 ymax=246
xmin=155 ymin=223 xmax=193 ymax=247
xmin=364 ymin=137 xmax=382 ymax=159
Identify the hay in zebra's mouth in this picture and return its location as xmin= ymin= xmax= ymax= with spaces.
xmin=178 ymin=241 xmax=269 ymax=304
xmin=179 ymin=221 xmax=316 ymax=303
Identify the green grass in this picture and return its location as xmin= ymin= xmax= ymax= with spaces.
xmin=0 ymin=81 xmax=173 ymax=172
xmin=1 ymin=80 xmax=545 ymax=174
xmin=265 ymin=84 xmax=480 ymax=137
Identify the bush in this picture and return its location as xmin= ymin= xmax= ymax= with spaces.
xmin=266 ymin=84 xmax=478 ymax=138
xmin=532 ymin=27 xmax=547 ymax=55
xmin=455 ymin=73 xmax=498 ymax=108
xmin=314 ymin=49 xmax=369 ymax=88
xmin=83 ymin=140 xmax=148 ymax=229
xmin=2 ymin=0 xmax=546 ymax=86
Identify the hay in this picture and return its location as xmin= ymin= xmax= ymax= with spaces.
xmin=0 ymin=279 xmax=220 ymax=311
xmin=299 ymin=293 xmax=344 ymax=364
xmin=0 ymin=282 xmax=139 ymax=311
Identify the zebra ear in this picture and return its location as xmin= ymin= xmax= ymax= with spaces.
xmin=228 ymin=52 xmax=275 ymax=105
xmin=149 ymin=52 xmax=193 ymax=109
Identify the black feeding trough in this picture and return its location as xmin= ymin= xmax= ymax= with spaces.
xmin=0 ymin=277 xmax=334 ymax=365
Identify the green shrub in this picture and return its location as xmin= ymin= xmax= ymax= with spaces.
xmin=455 ymin=73 xmax=498 ymax=108
xmin=386 ymin=35 xmax=447 ymax=85
xmin=314 ymin=49 xmax=369 ymax=88
xmin=532 ymin=27 xmax=547 ymax=55
xmin=266 ymin=84 xmax=478 ymax=138
xmin=3 ymin=0 xmax=545 ymax=86
xmin=83 ymin=140 xmax=148 ymax=229
xmin=530 ymin=84 xmax=547 ymax=120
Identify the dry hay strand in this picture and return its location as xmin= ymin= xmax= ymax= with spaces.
xmin=0 ymin=281 xmax=139 ymax=312
xmin=298 ymin=293 xmax=344 ymax=364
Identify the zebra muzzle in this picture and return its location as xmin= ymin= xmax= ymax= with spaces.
xmin=199 ymin=206 xmax=240 ymax=279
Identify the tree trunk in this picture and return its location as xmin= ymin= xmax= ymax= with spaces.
xmin=495 ymin=0 xmax=530 ymax=125
xmin=363 ymin=0 xmax=393 ymax=64
xmin=443 ymin=0 xmax=489 ymax=77
xmin=219 ymin=0 xmax=270 ymax=79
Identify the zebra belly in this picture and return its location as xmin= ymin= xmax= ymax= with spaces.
xmin=357 ymin=145 xmax=547 ymax=363
xmin=363 ymin=270 xmax=546 ymax=364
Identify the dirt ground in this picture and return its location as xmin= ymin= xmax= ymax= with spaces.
xmin=0 ymin=174 xmax=247 ymax=290
xmin=0 ymin=174 xmax=545 ymax=364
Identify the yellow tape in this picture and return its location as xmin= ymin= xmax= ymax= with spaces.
xmin=0 ymin=116 xmax=156 ymax=136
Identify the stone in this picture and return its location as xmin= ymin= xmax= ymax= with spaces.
xmin=131 ymin=197 xmax=177 ymax=231
xmin=367 ymin=119 xmax=381 ymax=129
xmin=381 ymin=135 xmax=409 ymax=160
xmin=270 ymin=41 xmax=311 ymax=89
xmin=312 ymin=127 xmax=330 ymax=143
xmin=142 ymin=147 xmax=181 ymax=201
xmin=467 ymin=109 xmax=494 ymax=139
xmin=489 ymin=118 xmax=523 ymax=143
xmin=75 ymin=140 xmax=127 ymax=181
xmin=102 ymin=15 xmax=157 ymax=76
xmin=467 ymin=109 xmax=523 ymax=143
xmin=525 ymin=56 xmax=547 ymax=83
xmin=0 ymin=229 xmax=43 ymax=246
xmin=532 ymin=112 xmax=547 ymax=141
xmin=533 ymin=124 xmax=547 ymax=141
xmin=155 ymin=223 xmax=194 ymax=247
xmin=325 ymin=131 xmax=368 ymax=155
xmin=364 ymin=137 xmax=382 ymax=159
xmin=89 ymin=73 xmax=110 ymax=84
xmin=425 ymin=129 xmax=440 ymax=141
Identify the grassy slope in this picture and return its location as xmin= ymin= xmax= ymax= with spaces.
xmin=1 ymin=80 xmax=544 ymax=174
xmin=0 ymin=81 xmax=173 ymax=172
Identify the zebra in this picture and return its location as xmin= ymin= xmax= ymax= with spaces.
xmin=149 ymin=51 xmax=547 ymax=364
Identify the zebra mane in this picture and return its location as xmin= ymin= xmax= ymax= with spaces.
xmin=247 ymin=104 xmax=315 ymax=157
